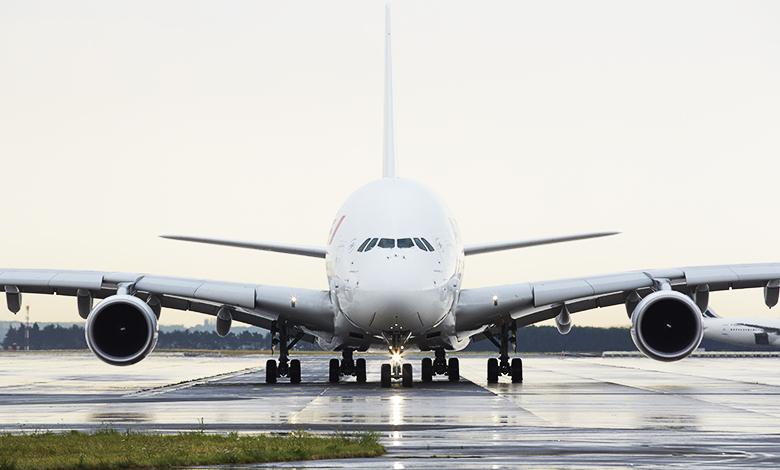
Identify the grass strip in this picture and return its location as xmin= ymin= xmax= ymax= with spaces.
xmin=0 ymin=430 xmax=384 ymax=469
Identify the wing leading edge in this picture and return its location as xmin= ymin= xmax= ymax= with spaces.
xmin=464 ymin=231 xmax=619 ymax=256
xmin=455 ymin=263 xmax=780 ymax=333
xmin=0 ymin=268 xmax=333 ymax=334
xmin=160 ymin=235 xmax=326 ymax=258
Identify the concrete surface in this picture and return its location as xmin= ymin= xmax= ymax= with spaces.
xmin=1 ymin=351 xmax=780 ymax=468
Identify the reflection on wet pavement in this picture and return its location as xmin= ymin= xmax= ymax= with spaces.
xmin=1 ymin=351 xmax=780 ymax=467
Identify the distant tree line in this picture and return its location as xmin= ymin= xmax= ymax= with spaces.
xmin=1 ymin=323 xmax=277 ymax=351
xmin=1 ymin=323 xmax=751 ymax=352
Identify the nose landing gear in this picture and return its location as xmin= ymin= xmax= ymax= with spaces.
xmin=380 ymin=330 xmax=414 ymax=388
xmin=380 ymin=360 xmax=413 ymax=388
xmin=485 ymin=321 xmax=523 ymax=384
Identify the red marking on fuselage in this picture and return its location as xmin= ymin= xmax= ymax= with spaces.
xmin=328 ymin=215 xmax=346 ymax=244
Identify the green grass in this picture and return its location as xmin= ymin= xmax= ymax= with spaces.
xmin=0 ymin=430 xmax=384 ymax=469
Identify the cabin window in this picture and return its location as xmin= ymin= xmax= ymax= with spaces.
xmin=378 ymin=238 xmax=396 ymax=249
xmin=397 ymin=238 xmax=414 ymax=248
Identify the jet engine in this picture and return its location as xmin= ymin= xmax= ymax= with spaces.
xmin=630 ymin=290 xmax=702 ymax=362
xmin=85 ymin=295 xmax=159 ymax=366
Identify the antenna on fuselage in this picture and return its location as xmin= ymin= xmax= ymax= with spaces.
xmin=382 ymin=1 xmax=397 ymax=178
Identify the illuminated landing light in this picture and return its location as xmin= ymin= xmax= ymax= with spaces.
xmin=290 ymin=296 xmax=297 ymax=308
xmin=391 ymin=352 xmax=402 ymax=365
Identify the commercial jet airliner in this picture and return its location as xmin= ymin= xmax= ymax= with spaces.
xmin=702 ymin=309 xmax=780 ymax=349
xmin=2 ymin=4 xmax=779 ymax=387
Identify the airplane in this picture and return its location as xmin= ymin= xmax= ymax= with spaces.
xmin=1 ymin=3 xmax=779 ymax=388
xmin=702 ymin=309 xmax=780 ymax=349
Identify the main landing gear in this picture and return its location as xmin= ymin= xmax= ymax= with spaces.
xmin=420 ymin=349 xmax=459 ymax=383
xmin=328 ymin=349 xmax=367 ymax=384
xmin=485 ymin=321 xmax=523 ymax=384
xmin=265 ymin=321 xmax=304 ymax=384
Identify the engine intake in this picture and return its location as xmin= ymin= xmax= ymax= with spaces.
xmin=630 ymin=290 xmax=702 ymax=362
xmin=85 ymin=295 xmax=158 ymax=366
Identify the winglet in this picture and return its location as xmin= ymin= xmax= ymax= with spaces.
xmin=382 ymin=0 xmax=396 ymax=178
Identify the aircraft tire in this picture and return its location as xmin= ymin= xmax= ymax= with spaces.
xmin=381 ymin=363 xmax=392 ymax=388
xmin=356 ymin=358 xmax=367 ymax=383
xmin=421 ymin=358 xmax=433 ymax=383
xmin=265 ymin=359 xmax=277 ymax=384
xmin=511 ymin=358 xmax=523 ymax=383
xmin=289 ymin=359 xmax=301 ymax=384
xmin=402 ymin=363 xmax=413 ymax=388
xmin=487 ymin=358 xmax=499 ymax=384
xmin=328 ymin=358 xmax=340 ymax=384
xmin=448 ymin=357 xmax=460 ymax=382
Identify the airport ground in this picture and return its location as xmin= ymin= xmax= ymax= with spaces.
xmin=1 ymin=351 xmax=779 ymax=468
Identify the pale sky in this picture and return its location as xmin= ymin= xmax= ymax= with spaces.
xmin=0 ymin=0 xmax=779 ymax=328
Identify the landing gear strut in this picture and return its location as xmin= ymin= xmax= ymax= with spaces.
xmin=328 ymin=349 xmax=367 ymax=384
xmin=485 ymin=321 xmax=523 ymax=384
xmin=421 ymin=349 xmax=459 ymax=383
xmin=380 ymin=331 xmax=413 ymax=388
xmin=265 ymin=321 xmax=304 ymax=384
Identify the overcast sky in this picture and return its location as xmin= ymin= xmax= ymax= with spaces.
xmin=0 ymin=0 xmax=779 ymax=328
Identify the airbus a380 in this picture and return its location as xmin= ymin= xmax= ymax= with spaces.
xmin=702 ymin=310 xmax=780 ymax=349
xmin=3 ymin=5 xmax=780 ymax=388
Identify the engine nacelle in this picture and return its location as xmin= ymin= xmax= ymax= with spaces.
xmin=630 ymin=290 xmax=702 ymax=362
xmin=85 ymin=295 xmax=159 ymax=366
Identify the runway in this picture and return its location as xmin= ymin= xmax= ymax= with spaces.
xmin=1 ymin=351 xmax=780 ymax=468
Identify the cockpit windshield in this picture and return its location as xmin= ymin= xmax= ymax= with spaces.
xmin=357 ymin=237 xmax=435 ymax=252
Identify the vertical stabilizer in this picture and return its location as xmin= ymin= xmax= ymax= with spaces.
xmin=382 ymin=1 xmax=397 ymax=178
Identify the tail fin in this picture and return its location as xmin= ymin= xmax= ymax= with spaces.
xmin=382 ymin=1 xmax=396 ymax=178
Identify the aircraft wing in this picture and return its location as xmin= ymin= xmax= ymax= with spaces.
xmin=0 ymin=269 xmax=333 ymax=335
xmin=455 ymin=263 xmax=780 ymax=332
xmin=463 ymin=231 xmax=619 ymax=256
xmin=160 ymin=235 xmax=327 ymax=259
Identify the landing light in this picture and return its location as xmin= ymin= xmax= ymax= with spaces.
xmin=391 ymin=352 xmax=402 ymax=364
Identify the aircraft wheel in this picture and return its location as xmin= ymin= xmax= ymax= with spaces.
xmin=356 ymin=358 xmax=367 ymax=384
xmin=421 ymin=357 xmax=433 ymax=383
xmin=402 ymin=363 xmax=413 ymax=388
xmin=328 ymin=358 xmax=340 ymax=384
xmin=265 ymin=359 xmax=277 ymax=384
xmin=289 ymin=359 xmax=301 ymax=384
xmin=448 ymin=357 xmax=460 ymax=382
xmin=487 ymin=358 xmax=499 ymax=384
xmin=381 ymin=363 xmax=392 ymax=388
xmin=511 ymin=358 xmax=523 ymax=383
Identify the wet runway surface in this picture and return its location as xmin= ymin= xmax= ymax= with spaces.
xmin=1 ymin=351 xmax=780 ymax=468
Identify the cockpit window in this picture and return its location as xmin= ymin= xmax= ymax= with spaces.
xmin=359 ymin=237 xmax=433 ymax=252
xmin=364 ymin=238 xmax=378 ymax=251
xmin=378 ymin=238 xmax=395 ymax=249
xmin=397 ymin=238 xmax=414 ymax=248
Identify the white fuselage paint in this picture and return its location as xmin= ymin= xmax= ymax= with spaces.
xmin=324 ymin=178 xmax=464 ymax=351
xmin=703 ymin=317 xmax=780 ymax=348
